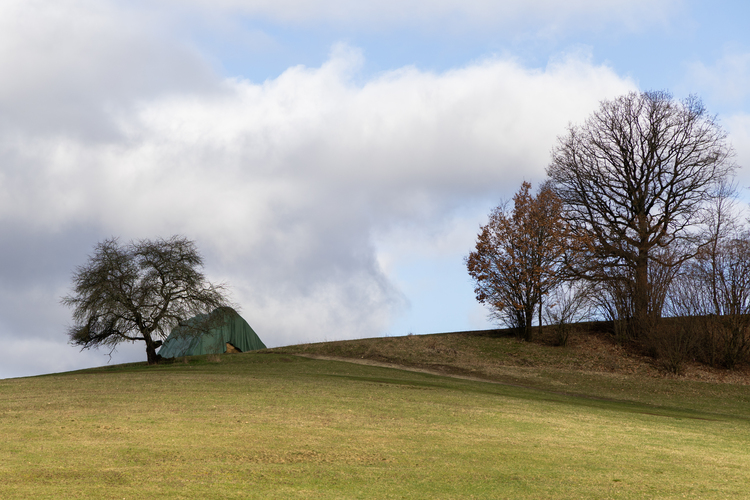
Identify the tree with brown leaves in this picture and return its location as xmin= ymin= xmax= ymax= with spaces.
xmin=466 ymin=182 xmax=570 ymax=341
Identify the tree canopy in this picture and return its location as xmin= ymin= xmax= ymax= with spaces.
xmin=466 ymin=181 xmax=570 ymax=340
xmin=546 ymin=90 xmax=735 ymax=338
xmin=467 ymin=90 xmax=749 ymax=371
xmin=63 ymin=236 xmax=231 ymax=364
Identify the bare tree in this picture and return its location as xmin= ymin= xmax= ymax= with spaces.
xmin=701 ymin=180 xmax=742 ymax=314
xmin=547 ymin=91 xmax=735 ymax=339
xmin=62 ymin=236 xmax=231 ymax=364
xmin=544 ymin=281 xmax=594 ymax=346
xmin=690 ymin=229 xmax=750 ymax=368
xmin=658 ymin=189 xmax=750 ymax=371
xmin=466 ymin=182 xmax=570 ymax=340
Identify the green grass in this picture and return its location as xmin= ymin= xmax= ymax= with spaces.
xmin=1 ymin=336 xmax=750 ymax=499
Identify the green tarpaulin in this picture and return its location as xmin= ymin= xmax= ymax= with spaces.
xmin=158 ymin=307 xmax=266 ymax=358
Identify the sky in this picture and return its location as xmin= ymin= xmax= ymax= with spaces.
xmin=2 ymin=0 xmax=750 ymax=378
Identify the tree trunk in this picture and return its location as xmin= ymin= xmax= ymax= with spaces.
xmin=538 ymin=294 xmax=543 ymax=338
xmin=632 ymin=253 xmax=650 ymax=339
xmin=144 ymin=333 xmax=161 ymax=365
xmin=524 ymin=304 xmax=534 ymax=341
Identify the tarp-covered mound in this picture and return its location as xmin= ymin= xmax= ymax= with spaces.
xmin=158 ymin=307 xmax=266 ymax=358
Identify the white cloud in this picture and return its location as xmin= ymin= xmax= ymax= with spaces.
xmin=0 ymin=44 xmax=634 ymax=366
xmin=4 ymin=47 xmax=634 ymax=239
xmin=0 ymin=0 xmax=642 ymax=376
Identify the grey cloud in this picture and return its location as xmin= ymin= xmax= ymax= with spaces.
xmin=0 ymin=224 xmax=102 ymax=338
xmin=0 ymin=15 xmax=634 ymax=376
xmin=0 ymin=224 xmax=150 ymax=378
xmin=0 ymin=0 xmax=217 ymax=141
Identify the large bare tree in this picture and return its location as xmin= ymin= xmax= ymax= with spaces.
xmin=547 ymin=90 xmax=735 ymax=338
xmin=63 ymin=236 xmax=231 ymax=364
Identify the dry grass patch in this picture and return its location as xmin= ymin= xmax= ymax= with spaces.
xmin=276 ymin=325 xmax=750 ymax=383
xmin=274 ymin=327 xmax=750 ymax=416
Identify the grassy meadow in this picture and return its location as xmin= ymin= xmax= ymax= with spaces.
xmin=1 ymin=330 xmax=750 ymax=499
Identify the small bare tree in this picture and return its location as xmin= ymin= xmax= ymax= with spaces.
xmin=62 ymin=236 xmax=231 ymax=364
xmin=691 ymin=231 xmax=750 ymax=368
xmin=544 ymin=281 xmax=594 ymax=346
xmin=548 ymin=91 xmax=736 ymax=339
xmin=661 ymin=182 xmax=750 ymax=369
xmin=466 ymin=182 xmax=570 ymax=341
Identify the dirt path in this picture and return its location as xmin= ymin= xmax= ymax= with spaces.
xmin=291 ymin=353 xmax=516 ymax=385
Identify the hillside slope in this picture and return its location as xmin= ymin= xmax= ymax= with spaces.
xmin=3 ymin=351 xmax=750 ymax=498
xmin=273 ymin=326 xmax=750 ymax=404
